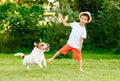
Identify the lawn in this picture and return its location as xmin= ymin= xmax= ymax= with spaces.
xmin=0 ymin=51 xmax=120 ymax=81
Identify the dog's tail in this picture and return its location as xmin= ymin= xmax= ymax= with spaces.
xmin=14 ymin=53 xmax=25 ymax=59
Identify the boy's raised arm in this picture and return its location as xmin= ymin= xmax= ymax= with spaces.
xmin=58 ymin=13 xmax=70 ymax=27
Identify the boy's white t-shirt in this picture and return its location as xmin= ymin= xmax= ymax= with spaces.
xmin=67 ymin=22 xmax=87 ymax=49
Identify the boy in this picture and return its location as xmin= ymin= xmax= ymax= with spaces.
xmin=47 ymin=11 xmax=92 ymax=71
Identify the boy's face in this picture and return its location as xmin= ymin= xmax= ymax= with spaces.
xmin=80 ymin=15 xmax=89 ymax=25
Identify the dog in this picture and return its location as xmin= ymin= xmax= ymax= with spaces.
xmin=14 ymin=39 xmax=50 ymax=71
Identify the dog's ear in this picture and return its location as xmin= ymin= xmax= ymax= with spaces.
xmin=34 ymin=42 xmax=38 ymax=47
xmin=39 ymin=38 xmax=42 ymax=42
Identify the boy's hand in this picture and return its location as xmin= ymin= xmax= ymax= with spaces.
xmin=58 ymin=13 xmax=63 ymax=20
xmin=58 ymin=13 xmax=70 ymax=26
xmin=79 ymin=48 xmax=82 ymax=52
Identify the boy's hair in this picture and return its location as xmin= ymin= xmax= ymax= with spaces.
xmin=79 ymin=11 xmax=92 ymax=23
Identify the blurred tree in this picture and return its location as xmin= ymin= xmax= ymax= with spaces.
xmin=86 ymin=0 xmax=120 ymax=50
xmin=20 ymin=0 xmax=48 ymax=5
xmin=70 ymin=0 xmax=104 ymax=15
xmin=0 ymin=2 xmax=44 ymax=52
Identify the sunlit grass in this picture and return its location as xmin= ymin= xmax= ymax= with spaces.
xmin=0 ymin=52 xmax=120 ymax=81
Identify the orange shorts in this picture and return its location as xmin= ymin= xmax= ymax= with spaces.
xmin=59 ymin=43 xmax=82 ymax=60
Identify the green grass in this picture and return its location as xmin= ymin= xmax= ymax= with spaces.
xmin=0 ymin=51 xmax=120 ymax=81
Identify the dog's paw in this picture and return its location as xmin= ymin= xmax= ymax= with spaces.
xmin=39 ymin=66 xmax=43 ymax=68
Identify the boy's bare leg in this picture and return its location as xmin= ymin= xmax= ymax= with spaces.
xmin=78 ymin=60 xmax=83 ymax=71
xmin=47 ymin=50 xmax=60 ymax=63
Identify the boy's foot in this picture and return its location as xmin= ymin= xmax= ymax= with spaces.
xmin=47 ymin=58 xmax=54 ymax=63
xmin=79 ymin=68 xmax=83 ymax=72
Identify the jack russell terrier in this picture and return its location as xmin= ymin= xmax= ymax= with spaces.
xmin=14 ymin=39 xmax=50 ymax=71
